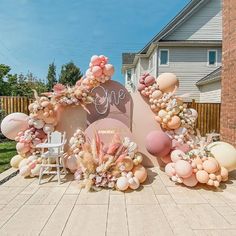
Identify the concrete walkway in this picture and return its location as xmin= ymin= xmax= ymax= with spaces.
xmin=0 ymin=167 xmax=236 ymax=236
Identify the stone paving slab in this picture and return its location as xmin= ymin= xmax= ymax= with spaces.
xmin=0 ymin=168 xmax=235 ymax=235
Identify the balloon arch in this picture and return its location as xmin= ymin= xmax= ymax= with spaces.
xmin=1 ymin=55 xmax=236 ymax=191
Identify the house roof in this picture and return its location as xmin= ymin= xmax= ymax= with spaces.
xmin=139 ymin=0 xmax=208 ymax=54
xmin=122 ymin=53 xmax=136 ymax=65
xmin=196 ymin=66 xmax=221 ymax=86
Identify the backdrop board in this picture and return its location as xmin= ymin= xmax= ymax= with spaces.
xmin=131 ymin=92 xmax=162 ymax=167
xmin=87 ymin=80 xmax=133 ymax=130
xmin=55 ymin=105 xmax=87 ymax=150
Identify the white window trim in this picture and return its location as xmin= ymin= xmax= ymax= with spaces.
xmin=207 ymin=49 xmax=217 ymax=67
xmin=159 ymin=49 xmax=169 ymax=66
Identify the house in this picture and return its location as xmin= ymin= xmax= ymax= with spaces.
xmin=122 ymin=0 xmax=222 ymax=103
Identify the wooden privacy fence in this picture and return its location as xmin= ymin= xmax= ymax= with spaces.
xmin=187 ymin=100 xmax=221 ymax=136
xmin=0 ymin=96 xmax=33 ymax=116
xmin=0 ymin=96 xmax=221 ymax=136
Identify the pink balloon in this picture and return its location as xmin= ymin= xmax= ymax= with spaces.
xmin=1 ymin=113 xmax=29 ymax=140
xmin=175 ymin=160 xmax=193 ymax=178
xmin=165 ymin=162 xmax=176 ymax=177
xmin=144 ymin=75 xmax=155 ymax=86
xmin=172 ymin=140 xmax=191 ymax=153
xmin=145 ymin=131 xmax=172 ymax=157
xmin=161 ymin=154 xmax=171 ymax=164
xmin=66 ymin=156 xmax=78 ymax=171
xmin=90 ymin=55 xmax=101 ymax=66
xmin=183 ymin=174 xmax=198 ymax=187
xmin=35 ymin=129 xmax=46 ymax=139
xmin=170 ymin=150 xmax=184 ymax=162
xmin=103 ymin=64 xmax=114 ymax=76
xmin=137 ymin=83 xmax=146 ymax=91
xmin=92 ymin=66 xmax=103 ymax=77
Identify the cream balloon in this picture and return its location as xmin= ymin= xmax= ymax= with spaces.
xmin=207 ymin=142 xmax=236 ymax=172
xmin=1 ymin=113 xmax=29 ymax=140
xmin=10 ymin=155 xmax=24 ymax=168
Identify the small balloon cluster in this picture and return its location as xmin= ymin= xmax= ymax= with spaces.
xmin=141 ymin=72 xmax=236 ymax=188
xmin=10 ymin=154 xmax=42 ymax=177
xmin=82 ymin=55 xmax=115 ymax=89
xmin=0 ymin=55 xmax=115 ymax=173
xmin=64 ymin=129 xmax=147 ymax=191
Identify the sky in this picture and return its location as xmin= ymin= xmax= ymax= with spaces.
xmin=0 ymin=0 xmax=189 ymax=84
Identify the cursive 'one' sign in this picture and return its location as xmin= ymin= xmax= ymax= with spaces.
xmin=87 ymin=80 xmax=133 ymax=129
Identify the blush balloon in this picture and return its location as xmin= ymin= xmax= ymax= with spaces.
xmin=183 ymin=174 xmax=198 ymax=187
xmin=1 ymin=113 xmax=29 ymax=140
xmin=103 ymin=64 xmax=114 ymax=76
xmin=145 ymin=131 xmax=172 ymax=157
xmin=165 ymin=162 xmax=176 ymax=177
xmin=175 ymin=160 xmax=193 ymax=178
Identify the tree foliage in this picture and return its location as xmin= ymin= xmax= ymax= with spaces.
xmin=46 ymin=62 xmax=57 ymax=91
xmin=59 ymin=61 xmax=82 ymax=86
xmin=0 ymin=64 xmax=47 ymax=97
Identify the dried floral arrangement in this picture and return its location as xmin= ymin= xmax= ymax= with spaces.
xmin=65 ymin=129 xmax=147 ymax=191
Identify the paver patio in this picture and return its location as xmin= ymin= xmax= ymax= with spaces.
xmin=0 ymin=167 xmax=236 ymax=236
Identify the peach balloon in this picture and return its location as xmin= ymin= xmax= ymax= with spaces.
xmin=1 ymin=113 xmax=29 ymax=140
xmin=167 ymin=116 xmax=181 ymax=129
xmin=220 ymin=167 xmax=228 ymax=181
xmin=183 ymin=174 xmax=198 ymax=187
xmin=132 ymin=164 xmax=147 ymax=183
xmin=103 ymin=64 xmax=114 ymax=76
xmin=203 ymin=159 xmax=219 ymax=174
xmin=156 ymin=73 xmax=179 ymax=93
xmin=16 ymin=142 xmax=30 ymax=154
xmin=92 ymin=66 xmax=103 ymax=77
xmin=90 ymin=55 xmax=101 ymax=66
xmin=196 ymin=170 xmax=209 ymax=183
xmin=152 ymin=90 xmax=162 ymax=99
xmin=66 ymin=156 xmax=78 ymax=171
xmin=175 ymin=160 xmax=192 ymax=178
xmin=165 ymin=162 xmax=176 ymax=177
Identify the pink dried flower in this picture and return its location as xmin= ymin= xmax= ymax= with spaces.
xmin=53 ymin=83 xmax=66 ymax=93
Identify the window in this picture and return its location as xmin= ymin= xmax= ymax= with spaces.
xmin=159 ymin=49 xmax=169 ymax=66
xmin=208 ymin=50 xmax=217 ymax=66
xmin=127 ymin=69 xmax=131 ymax=81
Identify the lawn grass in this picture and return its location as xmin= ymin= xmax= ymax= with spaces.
xmin=0 ymin=140 xmax=16 ymax=173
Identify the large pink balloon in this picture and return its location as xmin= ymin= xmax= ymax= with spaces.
xmin=145 ymin=130 xmax=172 ymax=157
xmin=1 ymin=113 xmax=29 ymax=140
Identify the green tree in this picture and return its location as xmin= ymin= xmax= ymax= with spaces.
xmin=59 ymin=61 xmax=82 ymax=86
xmin=46 ymin=62 xmax=57 ymax=91
xmin=0 ymin=64 xmax=11 ymax=95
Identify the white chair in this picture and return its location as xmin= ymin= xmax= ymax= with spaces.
xmin=38 ymin=131 xmax=67 ymax=185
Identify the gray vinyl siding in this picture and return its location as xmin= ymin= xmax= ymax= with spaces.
xmin=164 ymin=0 xmax=222 ymax=41
xmin=199 ymin=80 xmax=221 ymax=103
xmin=157 ymin=46 xmax=222 ymax=101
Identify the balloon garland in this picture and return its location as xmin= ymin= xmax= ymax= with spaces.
xmin=0 ymin=55 xmax=115 ymax=178
xmin=140 ymin=72 xmax=236 ymax=188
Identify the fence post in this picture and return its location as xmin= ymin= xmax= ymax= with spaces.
xmin=191 ymin=99 xmax=196 ymax=109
